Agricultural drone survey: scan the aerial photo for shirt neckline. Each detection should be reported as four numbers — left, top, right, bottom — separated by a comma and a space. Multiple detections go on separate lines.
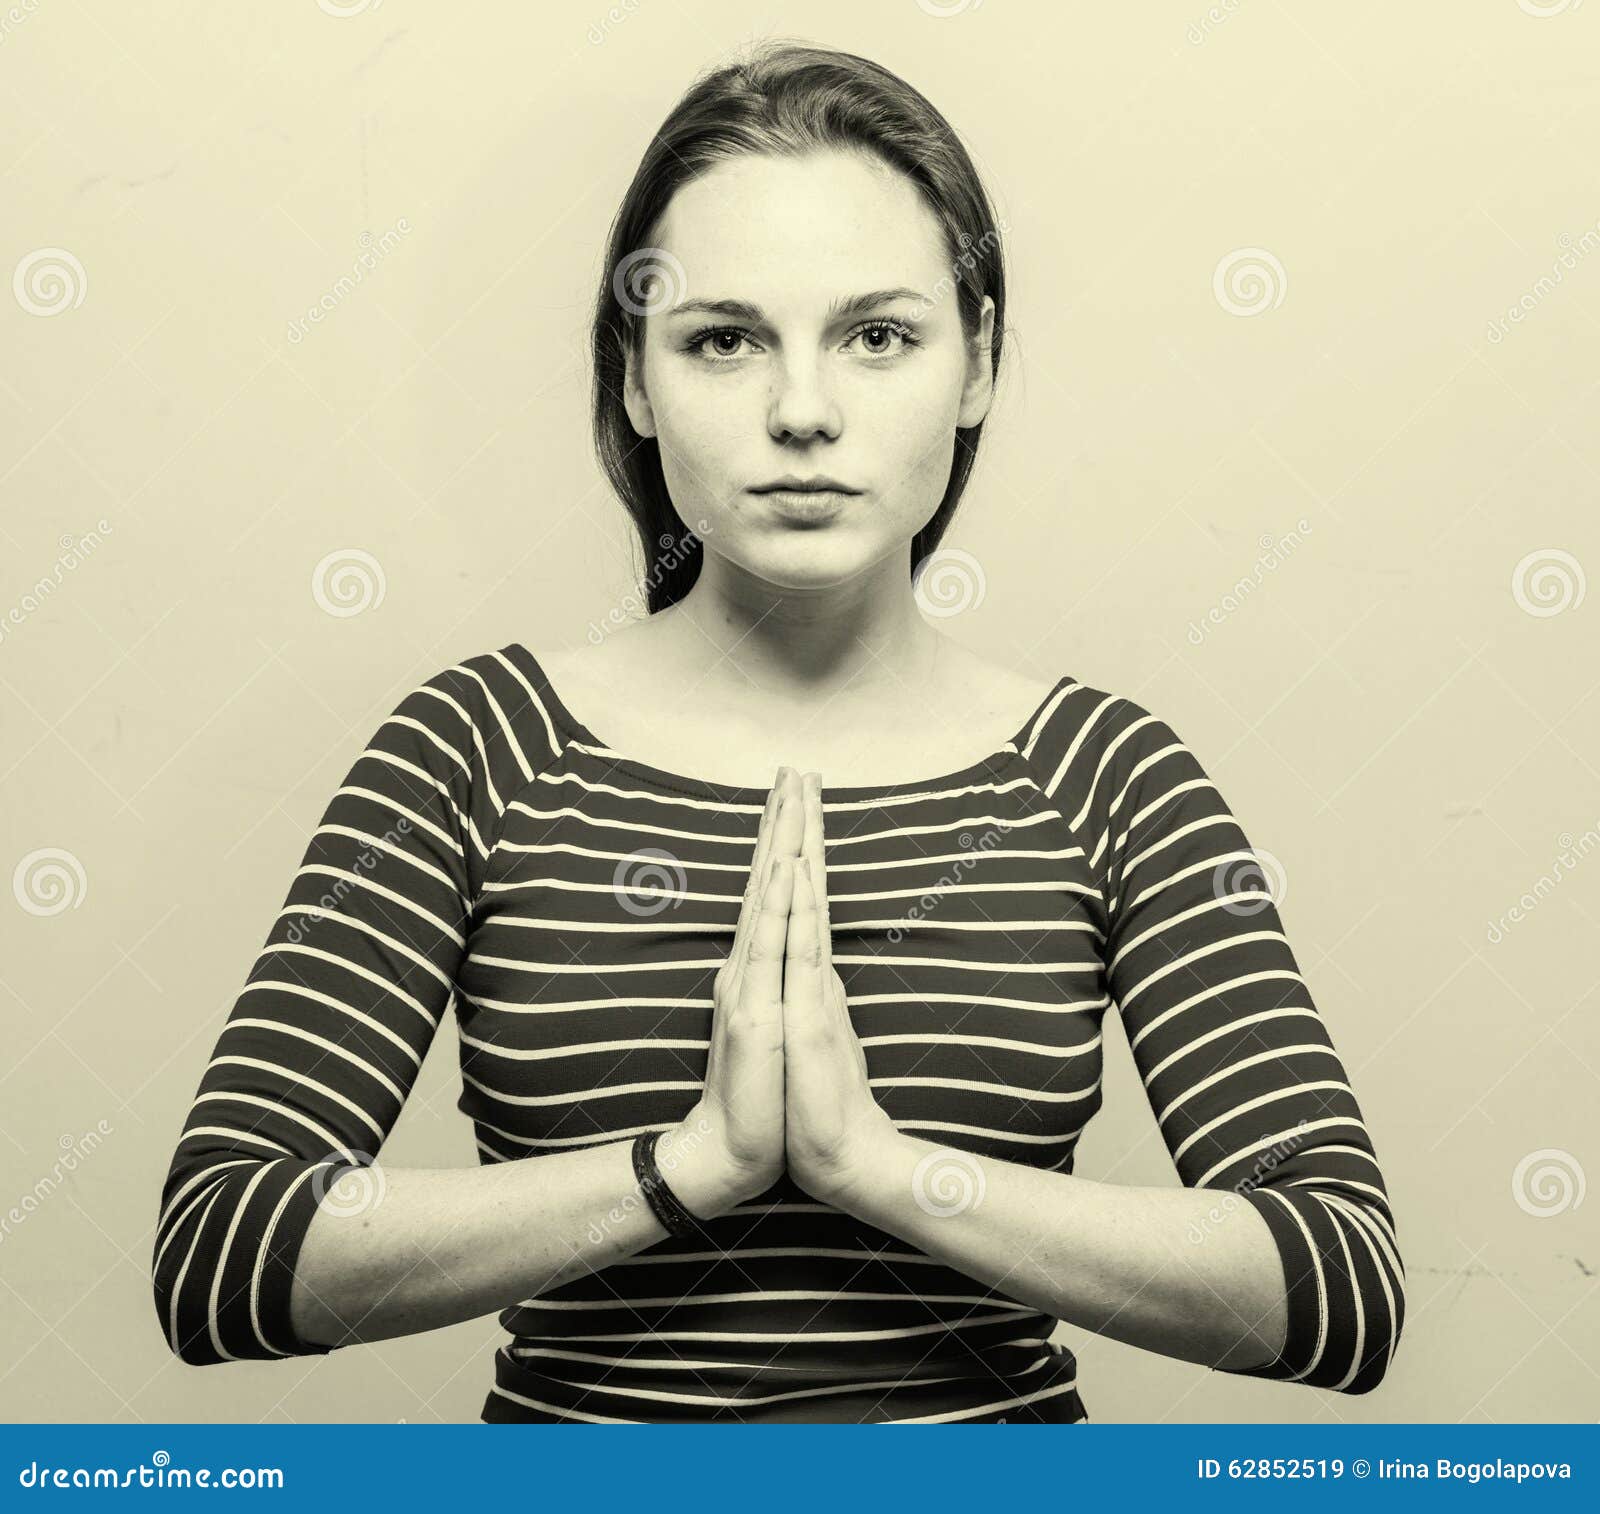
505, 642, 1073, 805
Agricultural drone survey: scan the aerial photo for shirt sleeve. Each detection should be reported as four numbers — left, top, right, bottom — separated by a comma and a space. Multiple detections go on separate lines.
150, 655, 535, 1365
1086, 698, 1406, 1395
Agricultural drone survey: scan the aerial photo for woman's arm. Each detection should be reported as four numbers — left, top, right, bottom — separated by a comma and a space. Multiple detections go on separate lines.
286, 1120, 738, 1349
823, 1134, 1288, 1372
150, 655, 536, 1364
817, 695, 1405, 1394
151, 652, 742, 1363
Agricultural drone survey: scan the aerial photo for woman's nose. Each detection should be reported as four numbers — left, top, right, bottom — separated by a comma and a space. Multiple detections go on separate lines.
767, 360, 843, 442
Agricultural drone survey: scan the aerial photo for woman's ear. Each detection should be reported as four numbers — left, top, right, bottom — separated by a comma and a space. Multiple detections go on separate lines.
622, 336, 658, 439
956, 294, 997, 430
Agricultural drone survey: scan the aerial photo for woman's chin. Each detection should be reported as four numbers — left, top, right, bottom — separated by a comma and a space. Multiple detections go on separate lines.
737, 540, 902, 592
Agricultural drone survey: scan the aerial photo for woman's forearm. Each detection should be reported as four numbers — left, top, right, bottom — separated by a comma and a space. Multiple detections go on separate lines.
827, 1132, 1289, 1373
288, 1119, 734, 1349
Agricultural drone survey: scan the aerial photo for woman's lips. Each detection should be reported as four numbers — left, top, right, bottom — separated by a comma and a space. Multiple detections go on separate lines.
749, 487, 857, 520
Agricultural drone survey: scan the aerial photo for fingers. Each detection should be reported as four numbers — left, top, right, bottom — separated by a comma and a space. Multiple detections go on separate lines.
743, 849, 794, 1024
800, 771, 833, 964
750, 766, 790, 890
730, 768, 799, 980
783, 855, 824, 1025
799, 773, 852, 1043
723, 849, 789, 1112
728, 775, 783, 977
770, 767, 806, 862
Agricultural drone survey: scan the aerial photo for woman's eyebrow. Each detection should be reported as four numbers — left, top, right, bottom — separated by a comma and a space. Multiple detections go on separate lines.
667, 287, 930, 321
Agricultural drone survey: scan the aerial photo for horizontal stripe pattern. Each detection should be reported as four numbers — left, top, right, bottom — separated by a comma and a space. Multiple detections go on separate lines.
1020, 683, 1406, 1395
152, 642, 1402, 1420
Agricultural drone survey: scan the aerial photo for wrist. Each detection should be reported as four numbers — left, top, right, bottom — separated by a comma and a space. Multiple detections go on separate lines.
811, 1124, 912, 1215
652, 1118, 749, 1221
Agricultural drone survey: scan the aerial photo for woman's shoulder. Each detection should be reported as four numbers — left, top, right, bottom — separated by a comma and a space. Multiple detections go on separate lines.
529, 636, 629, 694
383, 641, 572, 778
1010, 662, 1198, 796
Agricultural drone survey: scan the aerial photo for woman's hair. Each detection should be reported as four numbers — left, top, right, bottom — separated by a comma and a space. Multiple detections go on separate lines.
591, 39, 1008, 614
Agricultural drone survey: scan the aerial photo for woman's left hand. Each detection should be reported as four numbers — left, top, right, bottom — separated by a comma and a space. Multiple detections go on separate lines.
780, 770, 901, 1206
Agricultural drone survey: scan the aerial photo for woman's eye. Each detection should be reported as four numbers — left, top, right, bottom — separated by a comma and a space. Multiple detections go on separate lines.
685, 320, 920, 361
851, 320, 917, 356
686, 327, 756, 360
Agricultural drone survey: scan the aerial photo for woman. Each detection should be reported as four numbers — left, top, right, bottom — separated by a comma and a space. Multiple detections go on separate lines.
152, 40, 1405, 1423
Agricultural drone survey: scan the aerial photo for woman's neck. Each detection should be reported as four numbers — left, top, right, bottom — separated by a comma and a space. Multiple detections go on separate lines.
651, 568, 946, 706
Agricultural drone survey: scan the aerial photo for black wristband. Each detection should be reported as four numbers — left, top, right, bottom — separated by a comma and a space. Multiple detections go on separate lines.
631, 1128, 706, 1239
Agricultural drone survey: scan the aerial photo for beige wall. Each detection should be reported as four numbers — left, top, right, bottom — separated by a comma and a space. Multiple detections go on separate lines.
3, 1, 1596, 1423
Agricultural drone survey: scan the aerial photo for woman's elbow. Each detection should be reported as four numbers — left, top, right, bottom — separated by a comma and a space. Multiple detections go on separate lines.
151, 1266, 221, 1367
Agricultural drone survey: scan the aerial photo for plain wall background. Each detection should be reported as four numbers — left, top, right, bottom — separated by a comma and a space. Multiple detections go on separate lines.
3, 0, 1596, 1424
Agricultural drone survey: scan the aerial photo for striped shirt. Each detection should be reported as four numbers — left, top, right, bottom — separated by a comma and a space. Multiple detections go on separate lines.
152, 641, 1405, 1421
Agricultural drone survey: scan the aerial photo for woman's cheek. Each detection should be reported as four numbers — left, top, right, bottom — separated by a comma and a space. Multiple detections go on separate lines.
860, 368, 960, 491
883, 422, 958, 529
655, 411, 741, 515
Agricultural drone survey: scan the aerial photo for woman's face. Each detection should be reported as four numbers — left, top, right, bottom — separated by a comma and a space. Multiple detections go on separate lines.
621, 148, 995, 592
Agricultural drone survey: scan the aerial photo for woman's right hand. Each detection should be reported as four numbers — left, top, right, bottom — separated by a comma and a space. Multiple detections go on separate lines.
659, 766, 802, 1217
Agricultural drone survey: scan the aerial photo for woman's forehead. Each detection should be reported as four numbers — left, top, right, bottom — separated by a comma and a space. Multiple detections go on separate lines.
654, 152, 949, 292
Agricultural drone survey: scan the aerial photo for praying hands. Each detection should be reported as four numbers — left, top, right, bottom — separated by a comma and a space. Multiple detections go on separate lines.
660, 765, 900, 1213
